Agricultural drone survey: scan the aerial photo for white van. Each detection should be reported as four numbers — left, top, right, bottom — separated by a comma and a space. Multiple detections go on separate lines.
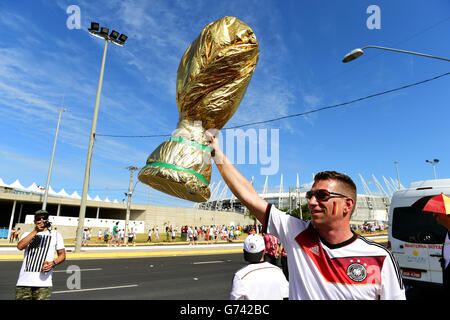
388, 179, 449, 289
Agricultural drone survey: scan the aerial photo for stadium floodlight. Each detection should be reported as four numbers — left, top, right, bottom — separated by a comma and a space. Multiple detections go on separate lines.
87, 22, 127, 46
88, 22, 99, 33
100, 27, 109, 35
342, 45, 450, 63
110, 33, 128, 46
118, 34, 128, 43
110, 30, 119, 40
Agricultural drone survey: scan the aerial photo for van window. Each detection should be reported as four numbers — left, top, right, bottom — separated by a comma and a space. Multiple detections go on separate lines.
392, 206, 447, 244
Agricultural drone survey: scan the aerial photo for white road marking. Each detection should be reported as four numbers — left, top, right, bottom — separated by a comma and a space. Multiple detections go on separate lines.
53, 284, 138, 294
193, 260, 224, 265
53, 268, 102, 273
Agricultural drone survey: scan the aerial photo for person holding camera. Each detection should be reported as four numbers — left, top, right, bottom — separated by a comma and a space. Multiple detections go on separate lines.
15, 209, 66, 300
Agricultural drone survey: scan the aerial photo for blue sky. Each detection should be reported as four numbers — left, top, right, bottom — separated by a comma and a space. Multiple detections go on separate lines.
1, 0, 449, 208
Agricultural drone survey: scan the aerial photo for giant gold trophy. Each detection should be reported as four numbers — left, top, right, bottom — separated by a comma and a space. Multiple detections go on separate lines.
138, 16, 259, 202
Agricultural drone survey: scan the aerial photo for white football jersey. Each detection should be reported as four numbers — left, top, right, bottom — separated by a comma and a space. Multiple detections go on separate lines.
264, 204, 405, 300
230, 261, 289, 300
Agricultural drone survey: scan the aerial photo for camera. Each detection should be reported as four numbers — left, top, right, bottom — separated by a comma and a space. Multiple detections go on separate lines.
44, 221, 52, 229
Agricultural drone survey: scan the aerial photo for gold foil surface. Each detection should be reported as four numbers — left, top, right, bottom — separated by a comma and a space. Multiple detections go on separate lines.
138, 16, 259, 202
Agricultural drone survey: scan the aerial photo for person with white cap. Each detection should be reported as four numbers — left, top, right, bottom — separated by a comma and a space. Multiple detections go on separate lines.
230, 234, 289, 300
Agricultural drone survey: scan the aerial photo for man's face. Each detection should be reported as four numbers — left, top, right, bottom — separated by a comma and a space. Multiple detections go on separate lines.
308, 179, 347, 228
34, 215, 49, 229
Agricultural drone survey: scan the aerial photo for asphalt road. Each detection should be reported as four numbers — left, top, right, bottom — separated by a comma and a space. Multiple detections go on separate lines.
0, 253, 246, 300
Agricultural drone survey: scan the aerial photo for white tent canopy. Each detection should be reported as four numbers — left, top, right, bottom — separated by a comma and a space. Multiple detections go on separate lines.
1, 177, 120, 203
57, 188, 70, 198
27, 183, 44, 194
9, 179, 27, 191
47, 185, 58, 196
0, 178, 9, 187
70, 191, 81, 199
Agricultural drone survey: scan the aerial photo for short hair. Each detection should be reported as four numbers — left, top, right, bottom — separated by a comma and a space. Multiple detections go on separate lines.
313, 171, 357, 214
243, 250, 264, 263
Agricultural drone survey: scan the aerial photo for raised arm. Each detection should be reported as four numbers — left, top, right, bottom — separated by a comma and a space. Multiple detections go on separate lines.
17, 229, 38, 251
207, 131, 268, 224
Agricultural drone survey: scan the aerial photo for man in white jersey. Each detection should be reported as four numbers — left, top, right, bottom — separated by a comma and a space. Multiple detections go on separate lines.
15, 210, 66, 300
208, 133, 405, 300
230, 234, 289, 300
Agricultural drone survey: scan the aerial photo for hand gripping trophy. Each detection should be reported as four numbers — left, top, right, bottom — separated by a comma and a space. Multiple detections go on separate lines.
138, 16, 259, 202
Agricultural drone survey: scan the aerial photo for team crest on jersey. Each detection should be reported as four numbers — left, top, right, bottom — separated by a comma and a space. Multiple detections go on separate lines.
346, 263, 367, 282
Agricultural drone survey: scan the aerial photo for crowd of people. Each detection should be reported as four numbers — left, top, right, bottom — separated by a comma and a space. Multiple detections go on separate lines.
148, 224, 257, 244
73, 223, 260, 247
8, 227, 21, 243
76, 224, 137, 247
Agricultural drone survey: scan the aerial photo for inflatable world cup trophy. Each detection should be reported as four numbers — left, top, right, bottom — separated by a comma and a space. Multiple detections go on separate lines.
138, 16, 259, 202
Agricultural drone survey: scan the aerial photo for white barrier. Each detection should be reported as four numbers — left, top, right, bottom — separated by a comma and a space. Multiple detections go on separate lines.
24, 215, 145, 233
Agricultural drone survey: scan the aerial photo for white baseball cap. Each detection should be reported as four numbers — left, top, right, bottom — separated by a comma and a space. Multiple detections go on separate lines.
244, 234, 265, 254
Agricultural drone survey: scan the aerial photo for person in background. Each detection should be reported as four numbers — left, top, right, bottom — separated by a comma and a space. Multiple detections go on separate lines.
147, 228, 152, 242
230, 234, 289, 300
15, 228, 22, 242
112, 222, 120, 247
104, 229, 110, 245
263, 233, 281, 266
434, 213, 450, 295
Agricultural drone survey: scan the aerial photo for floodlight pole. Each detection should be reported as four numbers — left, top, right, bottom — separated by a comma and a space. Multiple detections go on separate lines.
393, 161, 401, 190
42, 107, 65, 210
75, 39, 108, 253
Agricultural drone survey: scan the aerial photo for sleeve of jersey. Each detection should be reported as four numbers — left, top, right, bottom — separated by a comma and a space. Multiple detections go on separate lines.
379, 254, 406, 300
229, 275, 247, 300
19, 232, 30, 242
55, 231, 65, 250
263, 203, 307, 248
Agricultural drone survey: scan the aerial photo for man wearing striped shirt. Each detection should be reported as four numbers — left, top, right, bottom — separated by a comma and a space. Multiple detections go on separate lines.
15, 210, 66, 300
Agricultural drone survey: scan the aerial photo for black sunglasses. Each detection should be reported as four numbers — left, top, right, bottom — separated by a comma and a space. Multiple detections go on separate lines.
305, 189, 349, 201
35, 216, 49, 221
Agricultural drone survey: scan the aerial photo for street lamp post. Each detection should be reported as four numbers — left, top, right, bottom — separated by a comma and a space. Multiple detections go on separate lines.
75, 22, 128, 253
42, 107, 66, 210
342, 45, 450, 63
425, 159, 439, 180
393, 161, 401, 190
124, 166, 138, 246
